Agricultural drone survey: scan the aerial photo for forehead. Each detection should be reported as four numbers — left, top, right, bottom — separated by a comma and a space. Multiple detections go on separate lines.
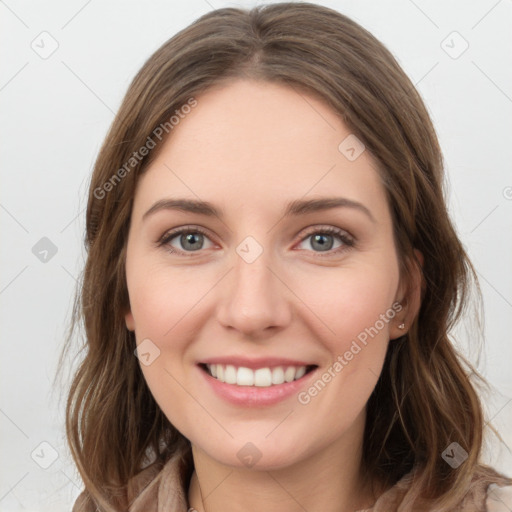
133, 79, 389, 222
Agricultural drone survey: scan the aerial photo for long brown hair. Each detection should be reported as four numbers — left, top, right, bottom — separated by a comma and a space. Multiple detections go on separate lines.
58, 2, 511, 510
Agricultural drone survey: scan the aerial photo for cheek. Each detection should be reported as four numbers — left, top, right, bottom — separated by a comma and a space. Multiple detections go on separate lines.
295, 270, 396, 430
127, 263, 211, 339
302, 263, 398, 349
128, 266, 211, 432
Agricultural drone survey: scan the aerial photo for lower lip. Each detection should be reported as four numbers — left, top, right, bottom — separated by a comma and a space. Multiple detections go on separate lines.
198, 365, 318, 407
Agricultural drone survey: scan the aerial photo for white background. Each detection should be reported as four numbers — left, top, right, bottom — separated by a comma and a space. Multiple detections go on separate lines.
1, 0, 511, 510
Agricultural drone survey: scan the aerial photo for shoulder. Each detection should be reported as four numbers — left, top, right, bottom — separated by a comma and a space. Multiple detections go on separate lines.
128, 448, 192, 511
365, 465, 512, 512
486, 483, 512, 512
71, 456, 180, 512
71, 462, 164, 512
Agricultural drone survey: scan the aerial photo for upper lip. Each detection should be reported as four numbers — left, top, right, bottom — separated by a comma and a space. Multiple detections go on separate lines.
199, 356, 316, 370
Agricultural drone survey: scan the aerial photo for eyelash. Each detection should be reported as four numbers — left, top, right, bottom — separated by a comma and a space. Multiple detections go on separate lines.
157, 225, 355, 258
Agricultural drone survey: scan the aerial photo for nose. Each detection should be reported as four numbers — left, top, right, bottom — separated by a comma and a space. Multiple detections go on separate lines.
215, 248, 292, 338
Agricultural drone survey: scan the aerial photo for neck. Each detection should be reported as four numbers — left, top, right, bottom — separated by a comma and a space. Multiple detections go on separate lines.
187, 410, 378, 512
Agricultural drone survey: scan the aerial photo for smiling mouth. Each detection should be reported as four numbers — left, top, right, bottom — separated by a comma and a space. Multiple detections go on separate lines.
199, 363, 317, 387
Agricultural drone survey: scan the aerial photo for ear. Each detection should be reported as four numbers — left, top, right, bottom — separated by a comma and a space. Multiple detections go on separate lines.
390, 249, 424, 340
125, 309, 135, 331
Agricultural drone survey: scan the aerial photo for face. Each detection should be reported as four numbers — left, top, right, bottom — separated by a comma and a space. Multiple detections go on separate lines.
124, 79, 409, 470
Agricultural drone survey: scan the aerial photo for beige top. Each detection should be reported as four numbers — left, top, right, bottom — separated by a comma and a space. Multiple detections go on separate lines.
72, 448, 512, 512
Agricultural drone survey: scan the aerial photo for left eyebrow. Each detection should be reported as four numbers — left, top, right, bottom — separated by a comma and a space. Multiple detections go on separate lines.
142, 196, 376, 224
284, 197, 376, 223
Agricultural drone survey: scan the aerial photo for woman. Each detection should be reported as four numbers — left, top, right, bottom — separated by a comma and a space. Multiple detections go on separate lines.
64, 3, 512, 511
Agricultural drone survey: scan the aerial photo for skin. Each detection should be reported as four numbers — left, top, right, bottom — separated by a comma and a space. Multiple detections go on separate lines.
124, 79, 422, 512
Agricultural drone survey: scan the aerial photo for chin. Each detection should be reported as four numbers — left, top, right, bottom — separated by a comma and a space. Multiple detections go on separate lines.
194, 432, 313, 472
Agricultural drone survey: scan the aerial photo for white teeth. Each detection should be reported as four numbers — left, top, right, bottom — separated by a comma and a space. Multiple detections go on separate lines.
254, 368, 272, 387
295, 366, 306, 379
237, 367, 254, 386
284, 366, 296, 382
205, 364, 309, 387
224, 365, 237, 384
271, 366, 285, 385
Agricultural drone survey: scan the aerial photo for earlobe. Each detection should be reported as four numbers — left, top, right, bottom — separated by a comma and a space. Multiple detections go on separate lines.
391, 249, 424, 340
125, 310, 135, 331
390, 310, 408, 340
413, 248, 424, 272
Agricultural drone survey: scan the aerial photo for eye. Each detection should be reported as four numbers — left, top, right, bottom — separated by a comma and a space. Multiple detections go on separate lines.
157, 225, 355, 257
158, 226, 215, 255
295, 226, 354, 256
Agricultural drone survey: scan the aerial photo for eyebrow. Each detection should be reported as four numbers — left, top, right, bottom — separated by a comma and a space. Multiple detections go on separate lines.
142, 197, 376, 223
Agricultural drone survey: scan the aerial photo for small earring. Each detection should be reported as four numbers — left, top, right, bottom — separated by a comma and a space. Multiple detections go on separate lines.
398, 323, 405, 330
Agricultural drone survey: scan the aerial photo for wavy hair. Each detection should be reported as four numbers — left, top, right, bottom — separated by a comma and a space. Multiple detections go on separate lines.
58, 2, 511, 510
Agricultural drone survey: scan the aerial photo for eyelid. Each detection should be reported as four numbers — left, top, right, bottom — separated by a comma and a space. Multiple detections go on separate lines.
157, 224, 355, 256
293, 225, 355, 256
157, 225, 216, 252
